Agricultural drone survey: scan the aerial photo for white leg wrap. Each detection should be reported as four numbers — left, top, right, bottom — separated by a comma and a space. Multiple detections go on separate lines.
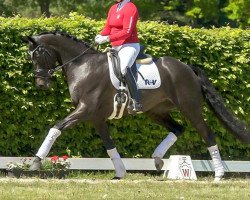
208, 145, 224, 178
107, 148, 126, 178
152, 132, 177, 158
36, 128, 61, 159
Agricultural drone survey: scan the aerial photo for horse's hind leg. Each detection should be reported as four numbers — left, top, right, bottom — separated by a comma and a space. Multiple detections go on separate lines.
177, 94, 224, 181
93, 120, 126, 179
189, 116, 224, 181
147, 111, 185, 172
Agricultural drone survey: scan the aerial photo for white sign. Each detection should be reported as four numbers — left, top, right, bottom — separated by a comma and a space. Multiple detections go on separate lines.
164, 155, 197, 180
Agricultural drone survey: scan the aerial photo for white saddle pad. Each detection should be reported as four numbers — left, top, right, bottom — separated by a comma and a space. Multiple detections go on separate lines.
107, 54, 161, 90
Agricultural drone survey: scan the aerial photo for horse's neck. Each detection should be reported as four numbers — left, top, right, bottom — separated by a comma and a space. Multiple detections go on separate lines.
54, 41, 87, 64
64, 53, 108, 102
60, 46, 99, 85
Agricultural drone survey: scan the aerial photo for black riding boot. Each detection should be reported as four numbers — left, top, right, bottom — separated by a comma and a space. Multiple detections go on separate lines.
124, 67, 142, 113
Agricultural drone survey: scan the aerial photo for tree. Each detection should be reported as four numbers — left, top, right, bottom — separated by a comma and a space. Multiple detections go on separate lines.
0, 0, 13, 16
223, 0, 250, 28
186, 0, 223, 27
160, 0, 193, 25
0, 0, 249, 28
37, 0, 50, 17
54, 0, 113, 19
160, 0, 231, 27
1, 0, 79, 18
1, 0, 41, 17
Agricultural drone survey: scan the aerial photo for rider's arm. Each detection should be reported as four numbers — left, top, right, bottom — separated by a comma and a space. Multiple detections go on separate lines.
100, 6, 114, 36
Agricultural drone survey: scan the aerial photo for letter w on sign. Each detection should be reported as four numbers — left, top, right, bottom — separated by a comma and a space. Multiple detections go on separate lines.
182, 168, 190, 177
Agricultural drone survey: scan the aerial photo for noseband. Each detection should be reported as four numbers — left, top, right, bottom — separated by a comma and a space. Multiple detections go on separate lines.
30, 43, 95, 79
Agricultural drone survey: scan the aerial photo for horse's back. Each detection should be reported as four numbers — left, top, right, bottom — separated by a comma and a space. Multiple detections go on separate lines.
155, 56, 203, 105
157, 56, 197, 81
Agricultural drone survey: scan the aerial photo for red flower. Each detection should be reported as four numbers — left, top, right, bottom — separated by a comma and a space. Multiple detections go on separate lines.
51, 156, 59, 163
62, 155, 69, 160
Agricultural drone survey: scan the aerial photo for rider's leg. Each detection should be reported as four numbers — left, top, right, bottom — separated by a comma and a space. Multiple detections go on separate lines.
116, 43, 142, 112
124, 67, 142, 112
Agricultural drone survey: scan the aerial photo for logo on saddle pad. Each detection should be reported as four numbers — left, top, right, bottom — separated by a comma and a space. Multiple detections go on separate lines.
145, 79, 157, 86
107, 55, 161, 90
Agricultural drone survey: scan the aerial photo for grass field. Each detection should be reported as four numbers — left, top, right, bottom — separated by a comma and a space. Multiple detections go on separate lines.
0, 172, 249, 200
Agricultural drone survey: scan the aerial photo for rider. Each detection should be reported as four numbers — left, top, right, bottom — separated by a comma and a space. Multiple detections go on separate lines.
95, 0, 142, 113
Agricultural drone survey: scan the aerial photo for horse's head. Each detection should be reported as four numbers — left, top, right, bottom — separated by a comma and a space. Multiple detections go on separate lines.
23, 31, 97, 89
22, 36, 59, 89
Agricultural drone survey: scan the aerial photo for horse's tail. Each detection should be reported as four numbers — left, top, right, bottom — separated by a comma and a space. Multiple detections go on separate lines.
191, 65, 250, 143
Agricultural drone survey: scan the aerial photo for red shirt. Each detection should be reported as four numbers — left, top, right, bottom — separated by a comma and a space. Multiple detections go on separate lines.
100, 2, 139, 46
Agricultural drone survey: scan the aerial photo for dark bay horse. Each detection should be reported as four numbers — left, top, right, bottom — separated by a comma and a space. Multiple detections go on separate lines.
23, 31, 250, 181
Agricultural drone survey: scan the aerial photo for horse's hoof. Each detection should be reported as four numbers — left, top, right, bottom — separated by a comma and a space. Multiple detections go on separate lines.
111, 176, 122, 180
29, 157, 42, 171
214, 170, 224, 182
154, 157, 164, 172
214, 176, 223, 182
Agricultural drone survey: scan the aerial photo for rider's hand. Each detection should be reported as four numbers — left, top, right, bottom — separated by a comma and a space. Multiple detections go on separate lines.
95, 35, 110, 44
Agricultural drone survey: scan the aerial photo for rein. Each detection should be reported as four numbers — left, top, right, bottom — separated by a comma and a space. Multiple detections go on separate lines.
49, 43, 96, 76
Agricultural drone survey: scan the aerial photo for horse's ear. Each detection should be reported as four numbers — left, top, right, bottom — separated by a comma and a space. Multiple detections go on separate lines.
21, 36, 36, 45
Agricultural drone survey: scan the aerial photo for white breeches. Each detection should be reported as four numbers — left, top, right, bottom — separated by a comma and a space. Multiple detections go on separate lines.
112, 43, 140, 75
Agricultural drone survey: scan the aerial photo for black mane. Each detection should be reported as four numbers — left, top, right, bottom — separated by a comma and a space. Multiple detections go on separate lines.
38, 30, 94, 49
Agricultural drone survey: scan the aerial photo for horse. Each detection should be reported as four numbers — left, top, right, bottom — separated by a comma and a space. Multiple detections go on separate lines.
22, 31, 250, 181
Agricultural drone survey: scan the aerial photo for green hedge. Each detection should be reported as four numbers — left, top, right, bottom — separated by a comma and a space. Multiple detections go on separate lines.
0, 14, 249, 160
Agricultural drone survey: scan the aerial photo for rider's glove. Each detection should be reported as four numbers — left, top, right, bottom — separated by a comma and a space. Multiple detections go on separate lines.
95, 34, 110, 44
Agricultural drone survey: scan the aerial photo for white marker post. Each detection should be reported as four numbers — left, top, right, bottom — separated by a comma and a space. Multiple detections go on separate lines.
164, 155, 197, 180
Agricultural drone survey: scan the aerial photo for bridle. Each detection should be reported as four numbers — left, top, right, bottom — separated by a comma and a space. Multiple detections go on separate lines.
30, 43, 96, 79
30, 44, 54, 79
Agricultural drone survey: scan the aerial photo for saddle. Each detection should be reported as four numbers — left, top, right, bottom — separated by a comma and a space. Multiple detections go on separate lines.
106, 46, 152, 119
108, 46, 152, 82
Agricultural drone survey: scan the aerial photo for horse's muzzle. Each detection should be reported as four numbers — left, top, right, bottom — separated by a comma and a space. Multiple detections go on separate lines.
35, 78, 51, 89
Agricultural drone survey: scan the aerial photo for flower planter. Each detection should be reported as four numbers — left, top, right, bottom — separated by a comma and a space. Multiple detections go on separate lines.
0, 169, 8, 177
6, 156, 71, 179
8, 169, 69, 179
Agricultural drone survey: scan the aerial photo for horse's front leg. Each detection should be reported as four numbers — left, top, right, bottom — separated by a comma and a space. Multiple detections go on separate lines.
30, 102, 88, 170
93, 121, 126, 179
